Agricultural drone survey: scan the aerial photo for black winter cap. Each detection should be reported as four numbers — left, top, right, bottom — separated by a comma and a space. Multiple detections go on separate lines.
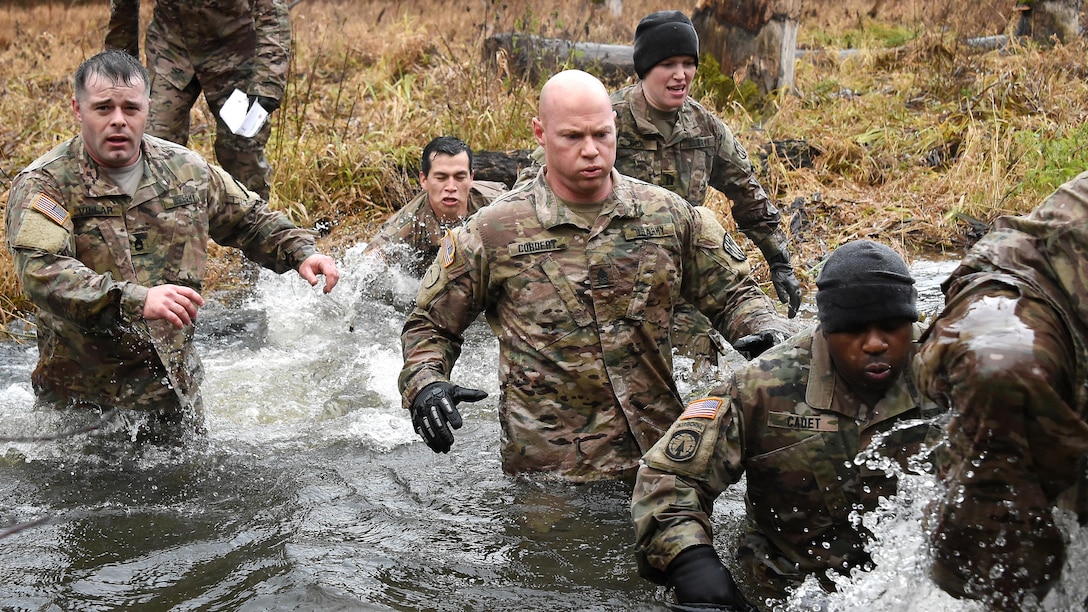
815, 240, 918, 333
633, 10, 700, 79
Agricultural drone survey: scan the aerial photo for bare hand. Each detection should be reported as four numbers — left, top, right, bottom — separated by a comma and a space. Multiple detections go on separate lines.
298, 253, 340, 293
143, 284, 205, 328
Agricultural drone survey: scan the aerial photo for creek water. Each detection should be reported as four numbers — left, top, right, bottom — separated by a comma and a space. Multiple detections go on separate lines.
1, 249, 1085, 611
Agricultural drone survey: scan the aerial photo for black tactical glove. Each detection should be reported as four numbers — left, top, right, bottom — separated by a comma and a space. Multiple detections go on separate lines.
732, 329, 788, 359
757, 230, 802, 319
409, 381, 488, 454
249, 94, 281, 114
666, 546, 756, 611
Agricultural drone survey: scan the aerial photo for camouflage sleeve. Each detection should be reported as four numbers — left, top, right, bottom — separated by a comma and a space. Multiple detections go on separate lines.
683, 206, 791, 342
707, 119, 782, 244
105, 0, 141, 58
632, 394, 746, 581
362, 208, 424, 273
249, 0, 291, 100
204, 164, 315, 273
5, 175, 146, 331
398, 225, 489, 408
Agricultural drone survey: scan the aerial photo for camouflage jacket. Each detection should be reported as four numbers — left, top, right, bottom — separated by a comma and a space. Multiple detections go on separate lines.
363, 181, 506, 278
5, 134, 316, 410
610, 83, 782, 244
106, 0, 291, 102
399, 169, 790, 482
632, 325, 944, 584
929, 169, 1088, 412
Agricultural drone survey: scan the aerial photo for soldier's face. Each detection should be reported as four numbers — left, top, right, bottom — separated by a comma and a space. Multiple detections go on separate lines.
642, 55, 696, 112
73, 74, 148, 168
421, 151, 473, 222
825, 318, 915, 404
533, 101, 617, 203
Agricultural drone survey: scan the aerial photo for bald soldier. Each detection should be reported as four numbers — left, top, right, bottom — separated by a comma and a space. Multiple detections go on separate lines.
398, 70, 792, 483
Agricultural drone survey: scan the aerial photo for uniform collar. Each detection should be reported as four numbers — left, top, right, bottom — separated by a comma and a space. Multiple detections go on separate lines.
531, 168, 642, 230
806, 324, 921, 423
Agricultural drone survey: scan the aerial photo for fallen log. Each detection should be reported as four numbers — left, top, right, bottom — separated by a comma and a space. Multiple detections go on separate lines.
472, 149, 535, 188
482, 33, 635, 85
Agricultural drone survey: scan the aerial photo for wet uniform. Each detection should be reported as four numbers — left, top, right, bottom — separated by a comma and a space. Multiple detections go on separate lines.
399, 169, 789, 483
106, 0, 291, 199
611, 82, 786, 367
363, 181, 506, 278
916, 169, 1088, 604
632, 325, 943, 600
5, 134, 316, 416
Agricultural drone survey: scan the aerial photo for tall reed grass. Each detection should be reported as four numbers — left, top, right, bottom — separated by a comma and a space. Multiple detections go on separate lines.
1, 0, 1087, 328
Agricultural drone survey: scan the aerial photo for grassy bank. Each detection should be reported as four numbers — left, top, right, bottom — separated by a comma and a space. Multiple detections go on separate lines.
2, 0, 1087, 330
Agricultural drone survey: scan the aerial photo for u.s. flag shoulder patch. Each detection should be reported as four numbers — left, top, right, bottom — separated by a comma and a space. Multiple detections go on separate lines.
31, 193, 70, 226
440, 229, 457, 268
679, 397, 723, 420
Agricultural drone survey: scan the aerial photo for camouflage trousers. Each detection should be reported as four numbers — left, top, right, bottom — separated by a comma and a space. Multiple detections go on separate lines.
147, 72, 274, 200
915, 280, 1088, 608
671, 301, 726, 373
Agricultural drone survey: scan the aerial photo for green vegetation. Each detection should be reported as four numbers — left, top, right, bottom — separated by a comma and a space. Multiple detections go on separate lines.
2, 0, 1086, 327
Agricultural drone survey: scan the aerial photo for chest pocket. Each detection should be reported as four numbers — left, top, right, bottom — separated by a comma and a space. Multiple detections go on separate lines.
745, 433, 854, 537
502, 255, 594, 352
71, 205, 127, 274
679, 136, 716, 205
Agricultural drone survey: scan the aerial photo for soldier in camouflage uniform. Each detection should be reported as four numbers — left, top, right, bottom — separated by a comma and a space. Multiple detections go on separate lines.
363, 136, 506, 278
4, 51, 339, 442
916, 170, 1088, 609
399, 70, 792, 483
632, 241, 944, 608
105, 0, 290, 200
619, 11, 802, 372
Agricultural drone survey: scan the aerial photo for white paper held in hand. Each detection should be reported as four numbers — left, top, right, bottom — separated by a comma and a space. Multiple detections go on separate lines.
219, 88, 269, 138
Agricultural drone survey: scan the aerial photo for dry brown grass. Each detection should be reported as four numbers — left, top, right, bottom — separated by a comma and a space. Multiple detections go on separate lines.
2, 0, 1087, 325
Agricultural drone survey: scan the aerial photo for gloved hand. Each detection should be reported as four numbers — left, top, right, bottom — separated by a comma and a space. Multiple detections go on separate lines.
757, 230, 802, 318
732, 329, 787, 359
409, 381, 488, 454
666, 546, 756, 611
249, 94, 281, 114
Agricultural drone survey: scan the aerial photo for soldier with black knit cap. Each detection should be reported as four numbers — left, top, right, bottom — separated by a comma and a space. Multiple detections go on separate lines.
615, 9, 803, 373
631, 240, 945, 608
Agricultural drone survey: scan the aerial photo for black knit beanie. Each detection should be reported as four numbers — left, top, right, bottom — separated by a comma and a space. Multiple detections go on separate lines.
633, 10, 700, 79
816, 240, 918, 333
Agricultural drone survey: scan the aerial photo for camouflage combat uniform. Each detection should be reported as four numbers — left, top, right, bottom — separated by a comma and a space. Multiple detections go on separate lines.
915, 170, 1088, 605
5, 134, 316, 420
363, 181, 506, 278
106, 0, 291, 199
611, 83, 788, 368
399, 169, 790, 483
632, 325, 943, 601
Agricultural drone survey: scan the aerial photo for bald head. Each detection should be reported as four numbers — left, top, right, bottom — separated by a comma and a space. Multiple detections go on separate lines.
537, 70, 613, 124
532, 70, 617, 203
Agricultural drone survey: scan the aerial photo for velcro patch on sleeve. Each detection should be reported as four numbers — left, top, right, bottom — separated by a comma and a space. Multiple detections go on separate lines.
679, 397, 723, 420
31, 193, 70, 226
